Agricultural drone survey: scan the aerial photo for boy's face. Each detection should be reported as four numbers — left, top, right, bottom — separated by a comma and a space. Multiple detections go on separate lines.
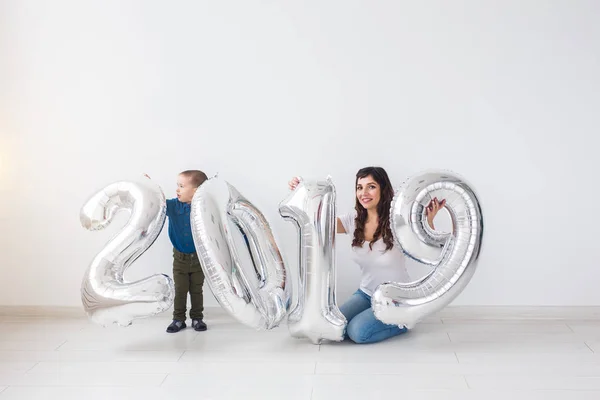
176, 174, 197, 203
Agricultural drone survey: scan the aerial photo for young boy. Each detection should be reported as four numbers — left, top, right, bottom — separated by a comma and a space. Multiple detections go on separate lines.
146, 170, 209, 333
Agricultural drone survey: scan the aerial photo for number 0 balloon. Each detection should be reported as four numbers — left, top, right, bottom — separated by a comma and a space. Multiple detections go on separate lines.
189, 176, 290, 330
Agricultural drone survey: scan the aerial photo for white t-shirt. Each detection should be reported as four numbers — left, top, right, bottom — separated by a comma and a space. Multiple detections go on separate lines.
339, 210, 410, 296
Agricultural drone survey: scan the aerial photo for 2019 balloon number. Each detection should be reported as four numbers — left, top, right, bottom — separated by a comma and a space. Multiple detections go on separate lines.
80, 170, 483, 344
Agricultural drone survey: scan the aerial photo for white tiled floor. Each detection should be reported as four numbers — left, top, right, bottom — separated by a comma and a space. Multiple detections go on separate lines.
1, 308, 600, 399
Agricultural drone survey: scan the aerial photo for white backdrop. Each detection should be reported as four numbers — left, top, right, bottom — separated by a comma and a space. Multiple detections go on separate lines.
1, 0, 599, 309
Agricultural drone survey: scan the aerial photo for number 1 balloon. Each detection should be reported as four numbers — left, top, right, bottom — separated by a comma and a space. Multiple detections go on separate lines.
279, 176, 347, 344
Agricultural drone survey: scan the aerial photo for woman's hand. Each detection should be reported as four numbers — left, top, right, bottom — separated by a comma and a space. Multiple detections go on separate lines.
288, 176, 300, 191
425, 197, 446, 230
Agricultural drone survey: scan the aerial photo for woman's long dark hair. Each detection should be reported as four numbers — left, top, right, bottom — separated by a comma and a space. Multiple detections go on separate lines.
352, 166, 395, 251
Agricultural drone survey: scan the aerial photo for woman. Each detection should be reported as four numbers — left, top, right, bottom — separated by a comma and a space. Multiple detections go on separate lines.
288, 167, 445, 344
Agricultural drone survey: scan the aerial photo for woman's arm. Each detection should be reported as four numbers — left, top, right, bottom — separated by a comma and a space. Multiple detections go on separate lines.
337, 218, 346, 234
426, 197, 447, 230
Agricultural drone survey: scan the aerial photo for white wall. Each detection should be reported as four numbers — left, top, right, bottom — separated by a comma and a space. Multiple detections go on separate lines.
1, 0, 599, 310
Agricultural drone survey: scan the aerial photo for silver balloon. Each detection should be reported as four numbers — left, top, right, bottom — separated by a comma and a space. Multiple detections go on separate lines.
79, 177, 174, 326
279, 176, 347, 344
371, 170, 484, 328
190, 176, 289, 330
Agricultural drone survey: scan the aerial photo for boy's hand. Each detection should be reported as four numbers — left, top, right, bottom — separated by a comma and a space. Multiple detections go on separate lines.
288, 177, 300, 191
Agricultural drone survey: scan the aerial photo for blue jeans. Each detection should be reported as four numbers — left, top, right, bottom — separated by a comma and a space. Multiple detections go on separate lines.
340, 289, 407, 344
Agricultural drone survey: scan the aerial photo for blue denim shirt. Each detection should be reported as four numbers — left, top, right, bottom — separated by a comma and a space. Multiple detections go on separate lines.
166, 199, 196, 254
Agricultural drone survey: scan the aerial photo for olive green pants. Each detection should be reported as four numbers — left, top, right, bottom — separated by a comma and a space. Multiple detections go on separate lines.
172, 248, 204, 321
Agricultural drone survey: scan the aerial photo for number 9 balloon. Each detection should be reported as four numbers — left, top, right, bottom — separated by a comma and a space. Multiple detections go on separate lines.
371, 170, 484, 328
79, 178, 174, 326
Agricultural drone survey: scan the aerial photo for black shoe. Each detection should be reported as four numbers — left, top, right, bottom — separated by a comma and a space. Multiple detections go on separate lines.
192, 319, 207, 331
166, 320, 186, 333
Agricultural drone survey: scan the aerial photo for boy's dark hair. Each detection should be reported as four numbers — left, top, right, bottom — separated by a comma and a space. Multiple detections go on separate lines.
180, 170, 208, 188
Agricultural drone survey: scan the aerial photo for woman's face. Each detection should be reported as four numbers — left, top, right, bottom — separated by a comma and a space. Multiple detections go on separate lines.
356, 175, 381, 210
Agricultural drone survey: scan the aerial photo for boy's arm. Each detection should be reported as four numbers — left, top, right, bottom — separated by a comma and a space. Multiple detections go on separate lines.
166, 198, 176, 217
